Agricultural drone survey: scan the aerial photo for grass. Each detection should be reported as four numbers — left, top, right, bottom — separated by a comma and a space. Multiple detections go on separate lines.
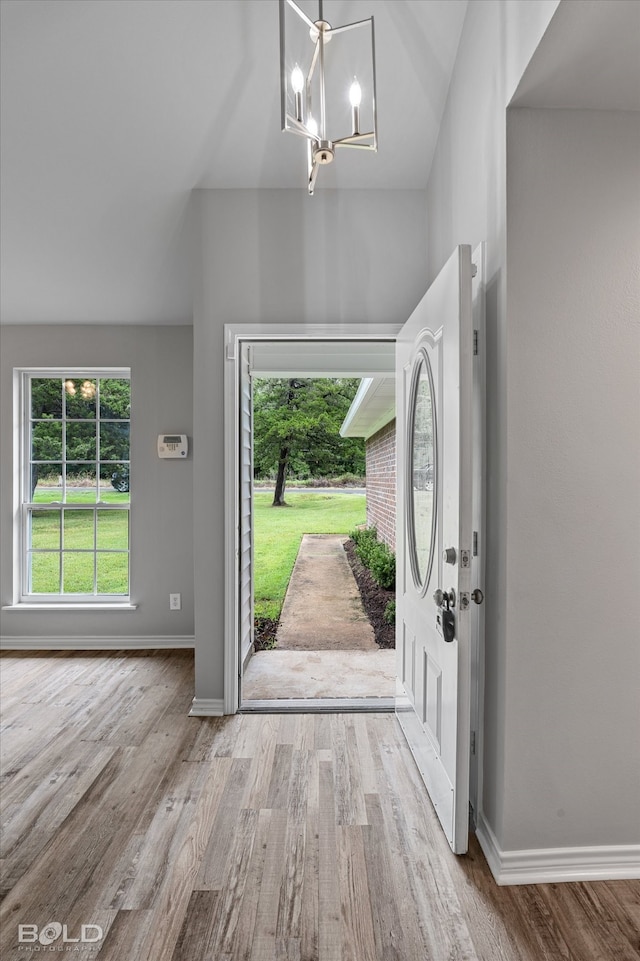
27, 488, 365, 602
34, 488, 128, 504
30, 489, 129, 594
253, 491, 366, 619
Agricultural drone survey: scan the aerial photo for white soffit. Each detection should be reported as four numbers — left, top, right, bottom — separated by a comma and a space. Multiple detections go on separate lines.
250, 340, 396, 378
340, 376, 396, 439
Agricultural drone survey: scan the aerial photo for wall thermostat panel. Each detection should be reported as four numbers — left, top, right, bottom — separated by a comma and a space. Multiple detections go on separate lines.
157, 434, 188, 458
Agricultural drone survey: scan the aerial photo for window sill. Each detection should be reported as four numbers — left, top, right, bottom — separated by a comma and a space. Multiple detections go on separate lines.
2, 603, 138, 612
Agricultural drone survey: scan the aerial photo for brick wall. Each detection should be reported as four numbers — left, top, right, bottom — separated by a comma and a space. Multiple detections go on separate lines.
365, 419, 396, 552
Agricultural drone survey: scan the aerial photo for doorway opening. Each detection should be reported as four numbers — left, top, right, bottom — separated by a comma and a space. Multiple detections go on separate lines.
224, 248, 484, 855
223, 326, 401, 715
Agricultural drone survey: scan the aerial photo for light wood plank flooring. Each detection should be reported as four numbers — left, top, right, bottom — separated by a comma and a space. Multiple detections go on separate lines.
1, 651, 638, 960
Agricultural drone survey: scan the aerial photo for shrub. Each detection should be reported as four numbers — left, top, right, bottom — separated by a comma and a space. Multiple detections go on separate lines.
351, 526, 378, 567
369, 542, 396, 590
383, 601, 396, 626
337, 473, 365, 487
350, 526, 396, 590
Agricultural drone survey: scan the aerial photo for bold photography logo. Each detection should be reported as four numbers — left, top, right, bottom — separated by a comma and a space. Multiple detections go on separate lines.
18, 922, 103, 948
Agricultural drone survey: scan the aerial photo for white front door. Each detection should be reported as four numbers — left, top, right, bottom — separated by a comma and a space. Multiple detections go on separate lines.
395, 245, 479, 855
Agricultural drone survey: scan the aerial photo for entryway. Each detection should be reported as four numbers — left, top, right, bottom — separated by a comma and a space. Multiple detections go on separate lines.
226, 246, 485, 854
223, 326, 401, 715
242, 533, 395, 707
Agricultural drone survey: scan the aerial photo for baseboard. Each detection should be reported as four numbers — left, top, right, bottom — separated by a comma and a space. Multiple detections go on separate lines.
476, 812, 640, 885
189, 697, 225, 717
0, 636, 195, 651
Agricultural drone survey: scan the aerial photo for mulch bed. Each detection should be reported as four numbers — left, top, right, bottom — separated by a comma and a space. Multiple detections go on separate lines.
254, 616, 279, 652
343, 538, 396, 649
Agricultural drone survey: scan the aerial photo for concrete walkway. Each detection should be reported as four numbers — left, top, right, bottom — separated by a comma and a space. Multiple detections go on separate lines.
242, 533, 395, 700
276, 534, 376, 651
242, 650, 395, 699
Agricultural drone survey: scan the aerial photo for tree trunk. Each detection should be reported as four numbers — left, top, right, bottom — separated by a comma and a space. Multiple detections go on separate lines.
272, 446, 289, 506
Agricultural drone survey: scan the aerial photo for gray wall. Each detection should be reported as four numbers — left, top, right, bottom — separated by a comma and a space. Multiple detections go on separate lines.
426, 0, 639, 854
192, 188, 428, 699
0, 324, 194, 641
505, 107, 640, 849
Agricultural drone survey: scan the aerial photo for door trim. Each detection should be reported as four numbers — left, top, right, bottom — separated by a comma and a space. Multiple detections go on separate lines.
469, 243, 486, 825
223, 322, 402, 715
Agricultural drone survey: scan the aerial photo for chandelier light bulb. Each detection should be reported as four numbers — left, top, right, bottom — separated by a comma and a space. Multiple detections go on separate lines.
291, 63, 304, 121
291, 64, 304, 94
349, 76, 361, 135
349, 77, 362, 107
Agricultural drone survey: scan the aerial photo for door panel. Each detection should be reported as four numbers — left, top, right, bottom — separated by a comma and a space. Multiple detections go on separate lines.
396, 245, 474, 854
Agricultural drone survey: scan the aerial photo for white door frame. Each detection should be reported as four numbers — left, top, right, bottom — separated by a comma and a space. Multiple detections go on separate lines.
223, 322, 402, 715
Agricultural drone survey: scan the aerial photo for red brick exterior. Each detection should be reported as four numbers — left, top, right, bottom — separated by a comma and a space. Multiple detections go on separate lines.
365, 419, 396, 552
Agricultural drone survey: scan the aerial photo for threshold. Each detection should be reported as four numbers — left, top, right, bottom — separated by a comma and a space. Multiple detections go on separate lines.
240, 697, 395, 714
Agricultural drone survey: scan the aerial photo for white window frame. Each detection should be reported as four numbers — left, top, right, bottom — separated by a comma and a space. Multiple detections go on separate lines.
15, 368, 132, 608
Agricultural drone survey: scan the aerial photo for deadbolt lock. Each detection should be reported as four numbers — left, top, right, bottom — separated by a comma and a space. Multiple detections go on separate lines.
443, 547, 457, 565
471, 588, 484, 605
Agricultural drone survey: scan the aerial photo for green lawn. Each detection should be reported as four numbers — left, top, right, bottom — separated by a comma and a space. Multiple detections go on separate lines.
30, 492, 129, 593
34, 488, 128, 504
253, 491, 365, 620
28, 489, 365, 603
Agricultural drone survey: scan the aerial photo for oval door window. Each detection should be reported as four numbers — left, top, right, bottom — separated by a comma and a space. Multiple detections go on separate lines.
407, 348, 437, 593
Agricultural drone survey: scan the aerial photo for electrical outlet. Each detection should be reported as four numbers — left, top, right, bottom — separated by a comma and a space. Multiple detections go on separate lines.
169, 593, 181, 611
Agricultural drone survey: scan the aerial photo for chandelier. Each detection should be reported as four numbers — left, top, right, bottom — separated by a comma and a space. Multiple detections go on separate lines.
279, 0, 378, 194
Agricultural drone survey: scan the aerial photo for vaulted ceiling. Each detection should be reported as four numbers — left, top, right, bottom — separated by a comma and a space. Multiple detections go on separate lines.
0, 0, 468, 324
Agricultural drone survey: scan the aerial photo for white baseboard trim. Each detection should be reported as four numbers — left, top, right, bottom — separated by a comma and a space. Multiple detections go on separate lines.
476, 813, 640, 885
0, 636, 195, 651
189, 697, 225, 717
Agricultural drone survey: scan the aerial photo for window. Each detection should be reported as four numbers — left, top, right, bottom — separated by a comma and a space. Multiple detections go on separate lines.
19, 370, 131, 603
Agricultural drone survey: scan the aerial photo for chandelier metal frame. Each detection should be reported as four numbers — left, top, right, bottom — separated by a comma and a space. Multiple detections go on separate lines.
279, 0, 378, 194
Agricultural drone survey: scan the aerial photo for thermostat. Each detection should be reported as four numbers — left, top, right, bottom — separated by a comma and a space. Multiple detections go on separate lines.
157, 434, 188, 458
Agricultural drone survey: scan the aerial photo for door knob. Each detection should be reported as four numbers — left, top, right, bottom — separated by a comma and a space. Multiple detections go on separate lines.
433, 588, 456, 609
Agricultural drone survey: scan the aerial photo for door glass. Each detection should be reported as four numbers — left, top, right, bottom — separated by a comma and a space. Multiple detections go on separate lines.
408, 349, 437, 592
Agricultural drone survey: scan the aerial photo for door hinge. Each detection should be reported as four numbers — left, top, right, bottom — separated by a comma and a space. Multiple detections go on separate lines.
470, 731, 476, 755
473, 330, 479, 355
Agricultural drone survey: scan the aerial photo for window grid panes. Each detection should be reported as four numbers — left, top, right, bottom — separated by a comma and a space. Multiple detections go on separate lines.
23, 372, 130, 600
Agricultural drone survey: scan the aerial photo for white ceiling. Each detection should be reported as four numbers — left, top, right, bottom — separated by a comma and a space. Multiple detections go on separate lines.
0, 0, 468, 324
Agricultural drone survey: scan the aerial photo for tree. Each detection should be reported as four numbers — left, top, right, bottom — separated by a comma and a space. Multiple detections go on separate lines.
29, 377, 130, 496
253, 378, 365, 506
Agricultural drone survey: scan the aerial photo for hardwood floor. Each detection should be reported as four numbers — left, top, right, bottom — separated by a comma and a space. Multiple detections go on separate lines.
1, 650, 638, 961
